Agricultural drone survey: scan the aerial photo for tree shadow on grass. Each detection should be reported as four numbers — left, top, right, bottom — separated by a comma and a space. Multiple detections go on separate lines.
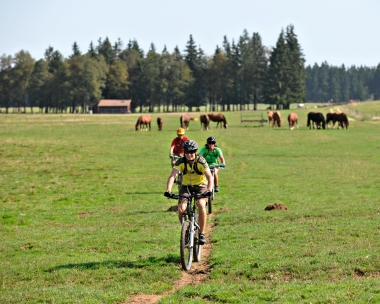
45, 254, 179, 272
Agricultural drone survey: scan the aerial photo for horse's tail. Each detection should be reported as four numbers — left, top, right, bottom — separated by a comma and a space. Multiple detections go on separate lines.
180, 116, 183, 128
344, 114, 349, 128
307, 115, 310, 128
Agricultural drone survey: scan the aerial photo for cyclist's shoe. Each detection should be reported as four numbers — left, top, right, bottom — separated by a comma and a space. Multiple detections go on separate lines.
214, 186, 219, 192
198, 233, 207, 245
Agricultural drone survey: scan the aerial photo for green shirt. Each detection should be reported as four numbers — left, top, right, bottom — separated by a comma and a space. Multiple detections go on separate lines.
198, 146, 222, 166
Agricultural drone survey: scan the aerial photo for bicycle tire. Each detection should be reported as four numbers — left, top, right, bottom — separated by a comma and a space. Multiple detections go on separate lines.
180, 220, 193, 271
208, 190, 213, 214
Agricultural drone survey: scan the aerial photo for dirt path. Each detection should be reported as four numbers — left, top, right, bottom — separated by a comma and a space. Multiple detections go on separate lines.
125, 208, 228, 303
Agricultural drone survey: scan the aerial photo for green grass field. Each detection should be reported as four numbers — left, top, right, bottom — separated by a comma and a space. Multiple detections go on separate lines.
1, 103, 380, 303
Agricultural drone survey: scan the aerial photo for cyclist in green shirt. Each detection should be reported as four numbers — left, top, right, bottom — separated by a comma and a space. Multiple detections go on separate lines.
198, 136, 226, 192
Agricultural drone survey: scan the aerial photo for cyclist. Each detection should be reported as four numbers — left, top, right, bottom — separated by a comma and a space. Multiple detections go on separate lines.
199, 136, 226, 192
169, 128, 189, 167
165, 140, 213, 245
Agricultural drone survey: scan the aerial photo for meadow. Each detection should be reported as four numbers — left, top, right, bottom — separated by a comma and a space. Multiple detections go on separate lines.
1, 103, 380, 303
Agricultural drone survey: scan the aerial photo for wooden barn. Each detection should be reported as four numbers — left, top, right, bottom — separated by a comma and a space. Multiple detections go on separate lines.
97, 99, 132, 114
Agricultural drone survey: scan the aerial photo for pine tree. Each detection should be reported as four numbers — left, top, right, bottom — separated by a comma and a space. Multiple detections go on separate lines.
264, 30, 290, 109
285, 24, 306, 105
71, 42, 81, 57
88, 41, 98, 60
184, 35, 207, 111
97, 37, 116, 66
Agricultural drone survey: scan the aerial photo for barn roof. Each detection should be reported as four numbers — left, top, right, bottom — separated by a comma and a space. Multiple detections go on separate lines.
98, 99, 131, 107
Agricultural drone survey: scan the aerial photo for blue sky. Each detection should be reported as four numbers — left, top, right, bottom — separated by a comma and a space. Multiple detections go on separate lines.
1, 0, 379, 67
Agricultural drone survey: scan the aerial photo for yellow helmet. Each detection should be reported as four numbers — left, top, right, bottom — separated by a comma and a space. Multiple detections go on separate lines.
177, 128, 185, 135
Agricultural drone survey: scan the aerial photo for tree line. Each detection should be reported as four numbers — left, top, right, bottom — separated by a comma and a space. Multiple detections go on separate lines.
0, 25, 379, 114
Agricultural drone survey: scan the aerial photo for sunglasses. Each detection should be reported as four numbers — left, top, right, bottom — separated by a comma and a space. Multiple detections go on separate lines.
207, 142, 216, 144
185, 150, 197, 154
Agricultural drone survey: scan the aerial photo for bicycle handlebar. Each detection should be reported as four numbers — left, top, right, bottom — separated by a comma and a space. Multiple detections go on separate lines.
164, 191, 211, 200
209, 164, 225, 170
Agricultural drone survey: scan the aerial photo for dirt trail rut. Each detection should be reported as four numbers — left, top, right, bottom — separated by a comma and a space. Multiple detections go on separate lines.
125, 208, 228, 303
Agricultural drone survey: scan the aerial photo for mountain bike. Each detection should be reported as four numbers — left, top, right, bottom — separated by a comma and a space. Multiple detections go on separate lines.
170, 155, 183, 192
166, 190, 210, 271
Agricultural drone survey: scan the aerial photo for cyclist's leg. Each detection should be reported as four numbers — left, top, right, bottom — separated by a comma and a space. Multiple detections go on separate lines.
178, 186, 189, 223
214, 167, 219, 187
197, 198, 207, 234
192, 185, 207, 234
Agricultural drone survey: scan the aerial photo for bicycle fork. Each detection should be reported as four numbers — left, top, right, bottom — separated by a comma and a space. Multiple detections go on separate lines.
182, 215, 198, 249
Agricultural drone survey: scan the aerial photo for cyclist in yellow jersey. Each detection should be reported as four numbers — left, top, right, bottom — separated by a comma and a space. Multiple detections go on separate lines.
165, 140, 213, 244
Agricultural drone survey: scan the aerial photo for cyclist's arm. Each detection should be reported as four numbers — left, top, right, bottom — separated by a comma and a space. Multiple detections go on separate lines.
166, 168, 179, 192
219, 153, 226, 166
204, 168, 213, 191
169, 143, 175, 155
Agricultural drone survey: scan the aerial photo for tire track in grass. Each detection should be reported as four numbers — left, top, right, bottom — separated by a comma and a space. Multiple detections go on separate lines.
125, 208, 228, 303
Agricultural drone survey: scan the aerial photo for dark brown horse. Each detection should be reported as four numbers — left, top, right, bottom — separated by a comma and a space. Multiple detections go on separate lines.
326, 112, 349, 129
180, 114, 190, 130
135, 115, 151, 131
157, 117, 163, 131
307, 112, 325, 129
287, 113, 299, 130
272, 111, 281, 127
208, 113, 228, 129
200, 114, 210, 130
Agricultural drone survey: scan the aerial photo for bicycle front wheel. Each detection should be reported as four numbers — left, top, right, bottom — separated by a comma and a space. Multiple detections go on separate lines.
180, 220, 193, 271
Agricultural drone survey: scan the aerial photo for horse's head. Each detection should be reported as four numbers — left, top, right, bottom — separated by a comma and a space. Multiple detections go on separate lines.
135, 117, 141, 131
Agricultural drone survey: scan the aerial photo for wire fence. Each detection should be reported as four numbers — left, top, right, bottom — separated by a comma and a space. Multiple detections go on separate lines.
342, 104, 380, 119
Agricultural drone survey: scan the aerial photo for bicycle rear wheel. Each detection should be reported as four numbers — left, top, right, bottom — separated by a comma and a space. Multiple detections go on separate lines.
207, 189, 214, 214
180, 220, 193, 271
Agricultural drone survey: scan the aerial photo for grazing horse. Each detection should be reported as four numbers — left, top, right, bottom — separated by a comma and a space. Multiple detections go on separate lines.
326, 113, 349, 129
267, 111, 273, 126
288, 113, 299, 130
180, 114, 190, 130
157, 117, 163, 131
307, 112, 325, 129
135, 115, 151, 131
272, 111, 281, 127
200, 114, 210, 130
208, 113, 228, 129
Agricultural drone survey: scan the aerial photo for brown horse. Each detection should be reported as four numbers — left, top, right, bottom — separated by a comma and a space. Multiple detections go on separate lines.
135, 115, 151, 131
267, 111, 273, 125
180, 114, 190, 130
200, 114, 210, 130
288, 113, 299, 130
208, 113, 228, 129
272, 111, 281, 127
157, 117, 163, 131
326, 113, 349, 129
